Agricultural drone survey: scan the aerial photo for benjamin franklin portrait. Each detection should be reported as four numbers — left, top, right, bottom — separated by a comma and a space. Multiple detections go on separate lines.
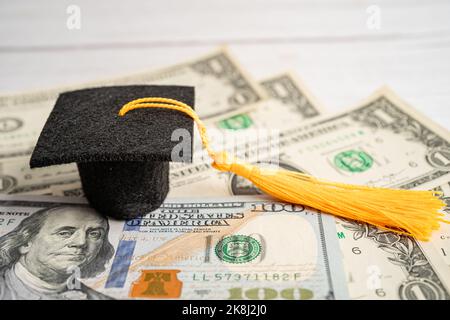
0, 205, 115, 300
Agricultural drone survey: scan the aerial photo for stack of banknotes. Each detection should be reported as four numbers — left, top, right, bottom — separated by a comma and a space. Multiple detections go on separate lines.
0, 48, 449, 300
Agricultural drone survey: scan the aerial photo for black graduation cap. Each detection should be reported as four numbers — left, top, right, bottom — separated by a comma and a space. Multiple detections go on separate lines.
30, 85, 194, 219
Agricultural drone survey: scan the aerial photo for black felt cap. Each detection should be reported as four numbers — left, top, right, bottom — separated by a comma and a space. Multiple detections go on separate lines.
30, 85, 195, 219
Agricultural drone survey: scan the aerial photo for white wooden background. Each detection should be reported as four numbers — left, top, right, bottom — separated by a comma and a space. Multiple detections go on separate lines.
1, 0, 450, 128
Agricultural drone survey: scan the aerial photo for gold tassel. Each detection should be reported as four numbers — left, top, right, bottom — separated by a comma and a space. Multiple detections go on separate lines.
119, 97, 449, 241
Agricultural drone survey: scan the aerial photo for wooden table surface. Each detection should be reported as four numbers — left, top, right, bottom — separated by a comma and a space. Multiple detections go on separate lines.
1, 0, 449, 128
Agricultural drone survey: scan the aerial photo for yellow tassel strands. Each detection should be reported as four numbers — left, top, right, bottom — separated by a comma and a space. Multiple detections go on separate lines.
119, 97, 449, 241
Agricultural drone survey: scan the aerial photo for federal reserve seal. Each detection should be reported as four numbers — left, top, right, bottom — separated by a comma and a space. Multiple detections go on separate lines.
215, 235, 261, 264
334, 150, 373, 173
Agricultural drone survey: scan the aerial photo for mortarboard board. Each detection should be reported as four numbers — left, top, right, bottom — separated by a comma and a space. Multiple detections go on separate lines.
30, 85, 194, 219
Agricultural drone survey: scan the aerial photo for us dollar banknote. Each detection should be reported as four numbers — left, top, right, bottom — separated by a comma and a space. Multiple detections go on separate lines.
278, 86, 450, 190
0, 48, 264, 160
212, 73, 324, 130
0, 194, 348, 300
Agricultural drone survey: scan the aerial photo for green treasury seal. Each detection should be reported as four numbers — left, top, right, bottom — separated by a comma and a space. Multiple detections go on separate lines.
334, 150, 373, 173
215, 235, 261, 264
218, 114, 253, 130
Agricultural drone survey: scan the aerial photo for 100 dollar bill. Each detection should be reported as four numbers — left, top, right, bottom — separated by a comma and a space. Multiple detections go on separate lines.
0, 194, 348, 300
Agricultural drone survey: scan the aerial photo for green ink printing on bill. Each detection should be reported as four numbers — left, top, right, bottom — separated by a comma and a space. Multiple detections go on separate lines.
215, 235, 262, 264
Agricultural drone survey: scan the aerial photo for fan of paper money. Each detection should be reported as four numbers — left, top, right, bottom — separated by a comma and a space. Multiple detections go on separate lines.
0, 49, 449, 300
